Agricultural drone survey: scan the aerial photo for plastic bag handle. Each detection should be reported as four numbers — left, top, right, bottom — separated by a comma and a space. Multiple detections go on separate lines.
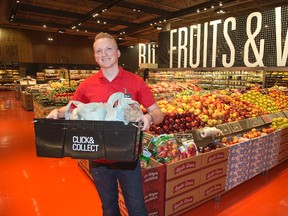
65, 100, 84, 120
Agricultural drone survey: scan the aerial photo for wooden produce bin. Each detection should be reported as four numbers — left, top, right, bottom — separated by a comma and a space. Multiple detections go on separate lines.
33, 100, 56, 118
20, 91, 34, 111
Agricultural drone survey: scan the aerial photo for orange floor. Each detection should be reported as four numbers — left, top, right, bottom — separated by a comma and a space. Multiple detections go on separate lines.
0, 91, 288, 216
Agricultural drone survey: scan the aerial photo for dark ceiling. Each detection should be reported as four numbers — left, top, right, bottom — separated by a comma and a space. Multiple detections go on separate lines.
0, 0, 287, 47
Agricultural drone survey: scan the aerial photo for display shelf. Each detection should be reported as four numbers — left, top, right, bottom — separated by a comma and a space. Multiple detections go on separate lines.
43, 69, 98, 82
0, 62, 19, 90
265, 67, 288, 88
148, 67, 265, 89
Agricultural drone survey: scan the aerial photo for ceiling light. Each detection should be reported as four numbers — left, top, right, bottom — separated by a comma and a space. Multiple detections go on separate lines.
16, 0, 20, 3
219, 2, 223, 6
197, 9, 200, 13
71, 26, 76, 29
156, 26, 162, 30
215, 8, 227, 14
117, 36, 125, 40
93, 13, 99, 17
43, 25, 46, 28
48, 37, 53, 41
58, 29, 65, 33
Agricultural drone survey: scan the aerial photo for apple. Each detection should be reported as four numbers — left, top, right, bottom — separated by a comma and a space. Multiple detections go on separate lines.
194, 109, 202, 116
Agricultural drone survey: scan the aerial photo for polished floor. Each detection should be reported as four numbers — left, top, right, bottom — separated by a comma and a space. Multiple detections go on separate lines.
0, 91, 288, 216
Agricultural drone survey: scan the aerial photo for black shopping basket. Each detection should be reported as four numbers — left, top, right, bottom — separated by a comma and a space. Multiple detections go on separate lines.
33, 118, 143, 162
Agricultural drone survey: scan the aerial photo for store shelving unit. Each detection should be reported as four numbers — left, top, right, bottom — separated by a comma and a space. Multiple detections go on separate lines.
0, 62, 19, 90
265, 67, 288, 88
41, 69, 98, 82
148, 67, 266, 90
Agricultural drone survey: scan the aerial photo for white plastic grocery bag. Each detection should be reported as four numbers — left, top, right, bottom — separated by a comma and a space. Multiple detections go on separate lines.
105, 92, 143, 125
65, 100, 106, 120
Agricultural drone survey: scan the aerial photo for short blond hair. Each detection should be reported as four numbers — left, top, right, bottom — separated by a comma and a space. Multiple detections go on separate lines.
94, 32, 118, 49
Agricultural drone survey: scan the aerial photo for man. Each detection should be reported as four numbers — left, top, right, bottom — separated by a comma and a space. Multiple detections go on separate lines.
47, 32, 164, 216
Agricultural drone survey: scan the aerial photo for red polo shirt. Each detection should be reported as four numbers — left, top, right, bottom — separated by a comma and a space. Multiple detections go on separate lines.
72, 66, 155, 108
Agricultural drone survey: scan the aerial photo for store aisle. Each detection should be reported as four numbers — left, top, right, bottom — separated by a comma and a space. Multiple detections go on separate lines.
0, 91, 288, 216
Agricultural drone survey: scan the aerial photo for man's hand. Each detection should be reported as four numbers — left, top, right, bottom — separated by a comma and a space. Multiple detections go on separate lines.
46, 109, 59, 119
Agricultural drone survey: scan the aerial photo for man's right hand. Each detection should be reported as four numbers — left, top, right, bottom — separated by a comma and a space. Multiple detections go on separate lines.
46, 109, 59, 119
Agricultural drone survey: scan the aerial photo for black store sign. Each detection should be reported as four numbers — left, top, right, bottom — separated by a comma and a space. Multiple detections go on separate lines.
158, 5, 288, 68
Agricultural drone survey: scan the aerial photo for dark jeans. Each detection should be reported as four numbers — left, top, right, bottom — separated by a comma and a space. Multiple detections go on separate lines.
90, 159, 148, 216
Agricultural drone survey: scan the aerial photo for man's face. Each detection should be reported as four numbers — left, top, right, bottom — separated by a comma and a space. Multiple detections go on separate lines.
93, 38, 120, 69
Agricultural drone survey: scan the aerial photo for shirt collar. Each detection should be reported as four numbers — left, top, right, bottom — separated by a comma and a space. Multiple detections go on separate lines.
98, 66, 124, 81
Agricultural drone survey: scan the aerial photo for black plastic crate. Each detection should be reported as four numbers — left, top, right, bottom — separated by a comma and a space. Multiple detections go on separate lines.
33, 118, 143, 161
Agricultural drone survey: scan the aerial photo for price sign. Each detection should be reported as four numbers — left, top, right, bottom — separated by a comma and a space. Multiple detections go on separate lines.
283, 111, 288, 117
261, 115, 272, 124
274, 112, 286, 118
174, 132, 193, 141
238, 119, 252, 130
216, 124, 232, 135
229, 121, 243, 132
249, 117, 261, 127
268, 113, 277, 120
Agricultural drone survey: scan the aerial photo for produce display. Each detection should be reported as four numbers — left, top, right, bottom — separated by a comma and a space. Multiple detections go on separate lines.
271, 117, 288, 129
149, 87, 288, 135
33, 82, 77, 106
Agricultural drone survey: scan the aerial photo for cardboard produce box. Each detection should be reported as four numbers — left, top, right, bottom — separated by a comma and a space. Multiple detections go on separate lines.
142, 158, 165, 188
198, 176, 226, 202
164, 154, 202, 181
164, 188, 199, 216
200, 161, 227, 184
201, 144, 229, 168
165, 170, 201, 199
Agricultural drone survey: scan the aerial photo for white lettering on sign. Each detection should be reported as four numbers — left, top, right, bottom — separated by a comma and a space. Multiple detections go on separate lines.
167, 5, 288, 67
203, 22, 208, 67
170, 29, 177, 68
139, 43, 146, 65
244, 12, 264, 67
275, 7, 288, 66
189, 24, 201, 68
178, 27, 188, 68
210, 19, 222, 67
222, 17, 236, 67
138, 43, 156, 65
71, 136, 99, 152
